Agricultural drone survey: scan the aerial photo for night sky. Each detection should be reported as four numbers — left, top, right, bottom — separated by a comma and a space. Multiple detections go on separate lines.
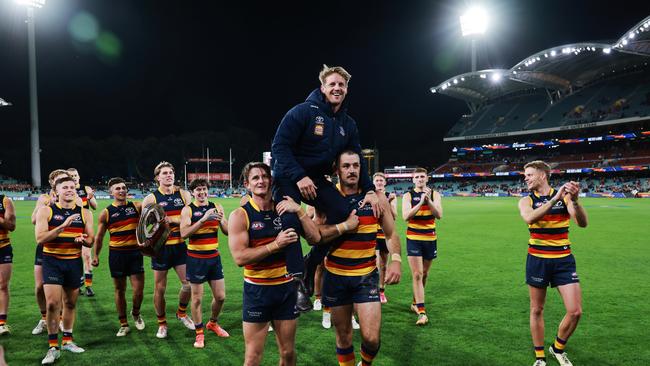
1, 0, 648, 180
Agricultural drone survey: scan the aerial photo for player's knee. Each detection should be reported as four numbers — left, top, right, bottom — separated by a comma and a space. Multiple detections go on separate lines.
155, 283, 167, 294
530, 304, 544, 317
0, 281, 8, 292
215, 291, 225, 302
412, 270, 424, 281
279, 347, 295, 362
567, 307, 582, 320
63, 299, 76, 311
46, 301, 58, 313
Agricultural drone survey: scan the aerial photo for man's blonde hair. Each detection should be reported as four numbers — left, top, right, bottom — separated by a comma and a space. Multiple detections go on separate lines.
154, 161, 175, 177
524, 160, 551, 179
319, 64, 351, 85
48, 169, 69, 187
373, 172, 386, 180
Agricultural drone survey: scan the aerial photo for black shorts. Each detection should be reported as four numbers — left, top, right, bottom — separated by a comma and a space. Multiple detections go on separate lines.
526, 254, 579, 288
321, 269, 380, 307
186, 254, 224, 284
0, 245, 12, 264
375, 238, 388, 253
42, 256, 83, 289
35, 244, 43, 266
109, 250, 144, 278
407, 239, 437, 260
151, 243, 187, 271
242, 281, 298, 323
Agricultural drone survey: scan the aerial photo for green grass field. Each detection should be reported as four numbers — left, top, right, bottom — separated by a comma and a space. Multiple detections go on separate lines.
0, 197, 648, 365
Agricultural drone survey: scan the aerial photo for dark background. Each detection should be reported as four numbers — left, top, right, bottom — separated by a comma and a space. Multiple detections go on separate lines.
1, 0, 647, 183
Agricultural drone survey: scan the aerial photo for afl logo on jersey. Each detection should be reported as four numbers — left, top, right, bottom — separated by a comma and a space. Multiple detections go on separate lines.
111, 212, 120, 218
53, 215, 65, 221
193, 211, 203, 217
535, 202, 543, 208
159, 201, 168, 207
251, 222, 264, 230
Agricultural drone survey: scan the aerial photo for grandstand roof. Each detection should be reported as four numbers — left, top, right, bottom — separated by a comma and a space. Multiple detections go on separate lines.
613, 15, 650, 56
431, 17, 650, 104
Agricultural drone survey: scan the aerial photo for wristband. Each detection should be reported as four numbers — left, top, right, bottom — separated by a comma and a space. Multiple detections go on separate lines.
335, 224, 342, 234
274, 242, 281, 251
341, 222, 349, 232
298, 210, 307, 220
266, 244, 272, 254
391, 253, 402, 263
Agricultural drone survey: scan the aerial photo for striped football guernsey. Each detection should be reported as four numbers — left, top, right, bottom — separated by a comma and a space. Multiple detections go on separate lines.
406, 189, 437, 241
153, 188, 187, 245
187, 201, 220, 258
43, 204, 85, 259
0, 195, 9, 248
240, 198, 291, 285
527, 189, 571, 258
105, 201, 139, 251
325, 187, 379, 277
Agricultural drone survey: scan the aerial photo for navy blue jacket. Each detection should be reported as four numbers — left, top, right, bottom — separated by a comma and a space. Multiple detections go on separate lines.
271, 89, 372, 192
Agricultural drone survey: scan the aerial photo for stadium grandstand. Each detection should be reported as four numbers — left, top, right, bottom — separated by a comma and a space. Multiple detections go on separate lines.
419, 15, 650, 199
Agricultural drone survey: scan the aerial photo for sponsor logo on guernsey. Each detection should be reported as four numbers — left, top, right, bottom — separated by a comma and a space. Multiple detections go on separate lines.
251, 222, 265, 230
173, 198, 183, 206
314, 121, 324, 136
273, 217, 282, 230
125, 207, 136, 215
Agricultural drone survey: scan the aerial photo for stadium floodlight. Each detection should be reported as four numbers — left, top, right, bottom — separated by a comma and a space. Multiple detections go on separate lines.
15, 0, 46, 187
0, 98, 12, 107
460, 7, 488, 37
603, 48, 612, 54
460, 6, 488, 72
491, 73, 502, 82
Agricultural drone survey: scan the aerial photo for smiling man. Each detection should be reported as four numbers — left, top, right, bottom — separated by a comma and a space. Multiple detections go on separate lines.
518, 160, 588, 366
271, 65, 380, 311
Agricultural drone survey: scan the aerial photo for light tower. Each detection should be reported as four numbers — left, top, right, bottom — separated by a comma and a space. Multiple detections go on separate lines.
460, 6, 488, 72
15, 0, 46, 188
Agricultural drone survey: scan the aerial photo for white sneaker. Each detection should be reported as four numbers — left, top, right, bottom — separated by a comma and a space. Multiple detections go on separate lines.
549, 346, 573, 366
41, 347, 60, 365
313, 298, 322, 311
0, 324, 10, 335
268, 324, 274, 332
177, 314, 195, 330
351, 316, 360, 330
116, 326, 130, 337
58, 320, 64, 332
32, 319, 47, 335
132, 313, 145, 331
61, 342, 85, 353
533, 360, 547, 366
156, 325, 168, 339
322, 312, 331, 329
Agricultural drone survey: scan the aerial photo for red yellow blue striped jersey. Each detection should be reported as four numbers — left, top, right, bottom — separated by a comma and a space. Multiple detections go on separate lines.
43, 204, 85, 260
325, 188, 379, 277
527, 189, 571, 258
76, 185, 90, 209
240, 198, 291, 285
376, 192, 390, 240
0, 195, 10, 248
153, 188, 187, 245
105, 201, 139, 251
187, 202, 220, 258
406, 189, 437, 241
